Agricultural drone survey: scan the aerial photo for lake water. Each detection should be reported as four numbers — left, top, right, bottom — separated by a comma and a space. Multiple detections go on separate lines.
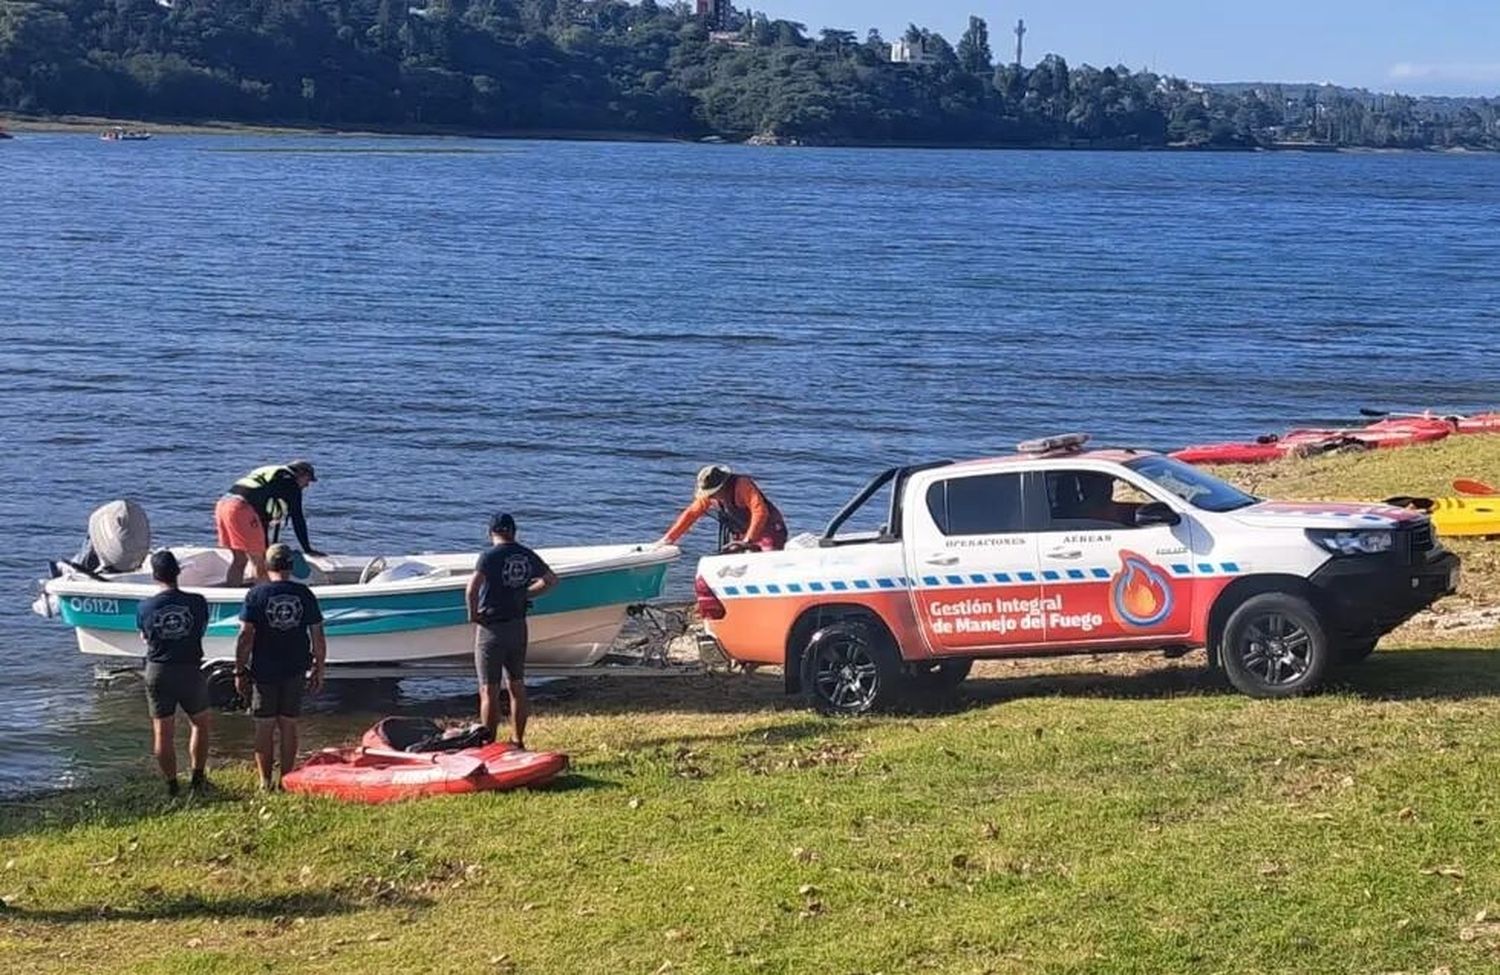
1, 134, 1498, 796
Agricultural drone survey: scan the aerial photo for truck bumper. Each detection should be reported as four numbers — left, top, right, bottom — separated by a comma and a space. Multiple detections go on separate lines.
1309, 550, 1460, 640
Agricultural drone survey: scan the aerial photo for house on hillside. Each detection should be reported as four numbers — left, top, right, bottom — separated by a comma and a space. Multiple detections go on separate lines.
889, 37, 937, 65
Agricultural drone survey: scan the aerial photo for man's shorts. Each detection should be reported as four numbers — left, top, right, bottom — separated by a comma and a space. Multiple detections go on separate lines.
144, 662, 209, 719
214, 495, 266, 557
475, 620, 528, 684
251, 675, 305, 718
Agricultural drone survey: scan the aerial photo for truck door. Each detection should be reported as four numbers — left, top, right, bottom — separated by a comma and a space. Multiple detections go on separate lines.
905, 469, 1046, 655
1034, 468, 1194, 644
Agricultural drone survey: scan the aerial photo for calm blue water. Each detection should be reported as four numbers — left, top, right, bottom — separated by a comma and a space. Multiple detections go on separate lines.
1, 134, 1498, 795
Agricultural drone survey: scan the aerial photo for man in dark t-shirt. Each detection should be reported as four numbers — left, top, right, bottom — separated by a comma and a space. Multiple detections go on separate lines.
135, 549, 213, 797
234, 543, 327, 790
465, 512, 558, 747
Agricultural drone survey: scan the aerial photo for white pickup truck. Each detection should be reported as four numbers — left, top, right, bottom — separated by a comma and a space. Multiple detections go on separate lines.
693, 435, 1460, 713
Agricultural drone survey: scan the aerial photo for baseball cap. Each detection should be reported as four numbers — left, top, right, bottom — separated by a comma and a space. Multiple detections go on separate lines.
266, 543, 295, 571
286, 459, 317, 482
149, 549, 180, 581
489, 512, 517, 535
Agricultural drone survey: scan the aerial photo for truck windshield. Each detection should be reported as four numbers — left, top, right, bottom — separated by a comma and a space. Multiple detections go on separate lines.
1124, 455, 1259, 512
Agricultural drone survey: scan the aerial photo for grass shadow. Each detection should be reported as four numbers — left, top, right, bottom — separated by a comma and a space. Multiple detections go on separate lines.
944, 646, 1500, 710
4, 887, 429, 924
0, 779, 248, 841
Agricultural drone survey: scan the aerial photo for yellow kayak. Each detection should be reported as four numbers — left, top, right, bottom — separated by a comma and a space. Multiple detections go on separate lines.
1386, 496, 1500, 537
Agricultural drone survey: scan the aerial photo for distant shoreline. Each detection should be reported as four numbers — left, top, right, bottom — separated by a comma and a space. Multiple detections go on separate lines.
3, 113, 1493, 153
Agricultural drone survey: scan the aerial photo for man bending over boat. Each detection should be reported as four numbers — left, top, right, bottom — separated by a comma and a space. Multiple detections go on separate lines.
659, 465, 788, 552
466, 513, 558, 749
215, 460, 324, 585
234, 544, 327, 791
136, 549, 213, 797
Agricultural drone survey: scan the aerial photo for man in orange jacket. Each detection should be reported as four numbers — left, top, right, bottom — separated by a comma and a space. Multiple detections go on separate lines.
659, 465, 788, 552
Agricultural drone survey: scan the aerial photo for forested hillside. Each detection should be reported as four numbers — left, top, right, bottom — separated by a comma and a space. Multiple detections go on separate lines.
2, 0, 1496, 147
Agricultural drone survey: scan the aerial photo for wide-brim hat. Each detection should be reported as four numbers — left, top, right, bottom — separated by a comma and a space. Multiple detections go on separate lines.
695, 464, 733, 499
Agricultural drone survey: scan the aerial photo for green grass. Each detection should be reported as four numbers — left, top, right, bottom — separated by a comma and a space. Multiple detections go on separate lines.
3, 439, 1499, 974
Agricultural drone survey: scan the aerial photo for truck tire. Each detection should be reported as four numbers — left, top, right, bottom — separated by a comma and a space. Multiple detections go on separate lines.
1220, 592, 1330, 698
203, 662, 243, 710
800, 619, 903, 715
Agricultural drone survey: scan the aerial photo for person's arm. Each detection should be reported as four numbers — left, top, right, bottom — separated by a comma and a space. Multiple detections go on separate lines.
308, 624, 327, 693
738, 478, 771, 541
661, 496, 711, 545
466, 567, 485, 624
234, 621, 255, 700
528, 554, 559, 600
285, 482, 320, 556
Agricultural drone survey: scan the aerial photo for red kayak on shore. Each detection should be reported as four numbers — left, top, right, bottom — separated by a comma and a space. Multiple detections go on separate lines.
1173, 417, 1453, 467
283, 718, 568, 803
1281, 417, 1452, 450
1455, 412, 1500, 434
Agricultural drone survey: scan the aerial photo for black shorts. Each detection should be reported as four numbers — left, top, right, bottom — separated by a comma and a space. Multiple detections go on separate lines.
144, 662, 209, 719
475, 620, 528, 684
251, 675, 305, 719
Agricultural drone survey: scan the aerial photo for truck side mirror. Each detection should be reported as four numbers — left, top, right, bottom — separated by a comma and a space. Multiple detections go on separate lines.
1135, 502, 1181, 527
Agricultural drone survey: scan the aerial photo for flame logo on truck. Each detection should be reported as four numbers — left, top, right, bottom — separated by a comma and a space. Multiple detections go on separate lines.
1110, 551, 1174, 628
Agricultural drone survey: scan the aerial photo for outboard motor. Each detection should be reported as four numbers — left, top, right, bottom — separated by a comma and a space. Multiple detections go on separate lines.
69, 499, 152, 574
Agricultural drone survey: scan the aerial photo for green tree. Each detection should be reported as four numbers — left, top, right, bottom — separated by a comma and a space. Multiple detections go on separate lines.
956, 15, 991, 75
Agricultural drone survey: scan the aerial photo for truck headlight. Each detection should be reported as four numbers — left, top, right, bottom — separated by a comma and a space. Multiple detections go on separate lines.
1306, 528, 1394, 555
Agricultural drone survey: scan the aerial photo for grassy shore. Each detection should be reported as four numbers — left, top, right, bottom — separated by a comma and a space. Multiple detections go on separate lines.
3, 437, 1498, 974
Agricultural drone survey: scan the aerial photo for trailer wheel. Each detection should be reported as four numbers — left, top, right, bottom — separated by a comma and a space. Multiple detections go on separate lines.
1220, 593, 1330, 698
203, 662, 243, 710
800, 619, 902, 716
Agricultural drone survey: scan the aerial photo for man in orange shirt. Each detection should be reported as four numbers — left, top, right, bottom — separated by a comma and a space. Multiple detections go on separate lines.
659, 465, 788, 552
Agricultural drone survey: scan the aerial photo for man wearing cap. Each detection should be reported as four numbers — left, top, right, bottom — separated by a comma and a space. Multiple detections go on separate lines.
215, 460, 324, 586
465, 513, 559, 748
659, 465, 788, 552
233, 543, 327, 790
135, 550, 213, 797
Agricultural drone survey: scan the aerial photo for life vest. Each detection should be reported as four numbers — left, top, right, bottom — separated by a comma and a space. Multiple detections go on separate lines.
713, 475, 787, 543
234, 465, 292, 524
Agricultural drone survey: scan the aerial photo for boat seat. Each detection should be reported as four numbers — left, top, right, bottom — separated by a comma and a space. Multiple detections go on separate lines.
366, 560, 440, 585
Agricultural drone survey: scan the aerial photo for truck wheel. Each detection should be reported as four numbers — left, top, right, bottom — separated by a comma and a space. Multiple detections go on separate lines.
203, 663, 243, 710
1220, 593, 1330, 698
800, 620, 902, 715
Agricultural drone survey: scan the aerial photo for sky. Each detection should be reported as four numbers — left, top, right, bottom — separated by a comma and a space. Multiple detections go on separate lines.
768, 1, 1500, 96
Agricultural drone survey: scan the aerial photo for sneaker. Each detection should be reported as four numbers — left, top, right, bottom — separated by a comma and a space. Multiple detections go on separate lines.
166, 778, 181, 797
190, 770, 208, 793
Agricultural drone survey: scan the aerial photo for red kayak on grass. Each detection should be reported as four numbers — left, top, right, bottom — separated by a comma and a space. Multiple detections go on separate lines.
282, 718, 568, 803
1280, 417, 1452, 450
1172, 417, 1453, 467
1454, 412, 1500, 434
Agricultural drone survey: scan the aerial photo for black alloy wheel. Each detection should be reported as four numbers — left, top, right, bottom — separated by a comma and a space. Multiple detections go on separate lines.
801, 621, 901, 715
1221, 592, 1330, 698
